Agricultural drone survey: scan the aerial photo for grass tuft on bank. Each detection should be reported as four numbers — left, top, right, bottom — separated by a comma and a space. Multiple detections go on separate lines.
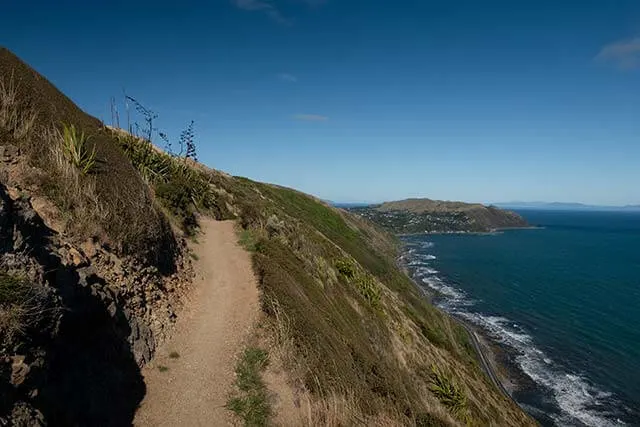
227, 347, 271, 426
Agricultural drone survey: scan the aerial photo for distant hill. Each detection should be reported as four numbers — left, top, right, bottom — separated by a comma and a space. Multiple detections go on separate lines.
349, 198, 528, 234
496, 202, 640, 212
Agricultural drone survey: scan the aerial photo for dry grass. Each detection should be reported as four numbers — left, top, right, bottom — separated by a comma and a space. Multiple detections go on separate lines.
0, 272, 56, 348
0, 71, 37, 142
0, 61, 179, 271
37, 124, 107, 238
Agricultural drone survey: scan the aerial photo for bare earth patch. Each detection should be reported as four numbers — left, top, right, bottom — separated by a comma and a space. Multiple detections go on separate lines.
134, 219, 260, 426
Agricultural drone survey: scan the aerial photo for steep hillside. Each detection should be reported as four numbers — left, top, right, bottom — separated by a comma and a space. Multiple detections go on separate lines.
350, 198, 528, 234
0, 47, 227, 425
203, 177, 534, 425
0, 48, 534, 426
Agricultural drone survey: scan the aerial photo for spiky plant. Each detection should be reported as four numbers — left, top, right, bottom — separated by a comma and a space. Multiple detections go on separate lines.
61, 123, 96, 174
429, 365, 469, 422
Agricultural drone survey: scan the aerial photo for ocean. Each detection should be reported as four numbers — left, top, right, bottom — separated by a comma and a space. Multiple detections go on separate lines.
402, 209, 640, 426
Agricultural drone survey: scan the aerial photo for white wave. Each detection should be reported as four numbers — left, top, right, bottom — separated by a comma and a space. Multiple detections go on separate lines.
414, 266, 439, 275
421, 277, 466, 301
457, 312, 624, 427
402, 243, 624, 426
407, 254, 437, 266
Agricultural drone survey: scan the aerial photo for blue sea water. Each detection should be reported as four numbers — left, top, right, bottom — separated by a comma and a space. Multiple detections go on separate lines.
402, 210, 640, 426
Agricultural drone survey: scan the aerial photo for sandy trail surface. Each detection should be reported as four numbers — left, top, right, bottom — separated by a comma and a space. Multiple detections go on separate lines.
134, 219, 260, 426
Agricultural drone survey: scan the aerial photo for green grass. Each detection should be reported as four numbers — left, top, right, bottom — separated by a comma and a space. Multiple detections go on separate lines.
238, 228, 259, 252
169, 351, 180, 359
226, 347, 271, 426
158, 365, 169, 372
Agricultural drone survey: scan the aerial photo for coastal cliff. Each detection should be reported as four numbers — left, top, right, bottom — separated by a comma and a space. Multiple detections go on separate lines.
0, 47, 534, 426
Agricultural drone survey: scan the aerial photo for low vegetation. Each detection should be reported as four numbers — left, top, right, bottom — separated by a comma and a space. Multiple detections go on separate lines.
335, 257, 382, 308
237, 228, 260, 252
0, 272, 53, 349
429, 365, 469, 423
227, 347, 271, 426
60, 123, 96, 175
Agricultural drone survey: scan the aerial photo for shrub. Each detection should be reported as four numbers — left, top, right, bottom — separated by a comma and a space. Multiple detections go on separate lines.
115, 132, 170, 184
61, 123, 96, 174
336, 257, 381, 308
335, 259, 356, 278
429, 365, 469, 422
113, 130, 221, 234
354, 274, 381, 307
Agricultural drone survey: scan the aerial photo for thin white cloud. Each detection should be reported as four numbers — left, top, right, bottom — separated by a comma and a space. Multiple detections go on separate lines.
595, 37, 640, 70
232, 0, 290, 25
293, 114, 328, 121
278, 73, 298, 82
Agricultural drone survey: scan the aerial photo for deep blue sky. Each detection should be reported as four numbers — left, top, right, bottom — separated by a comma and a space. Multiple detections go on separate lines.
3, 0, 639, 205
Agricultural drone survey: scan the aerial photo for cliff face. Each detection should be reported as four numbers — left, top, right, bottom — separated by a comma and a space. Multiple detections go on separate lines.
350, 198, 529, 234
0, 48, 534, 426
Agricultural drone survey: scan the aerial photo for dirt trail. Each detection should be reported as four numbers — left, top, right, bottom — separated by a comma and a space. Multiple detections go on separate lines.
134, 219, 260, 426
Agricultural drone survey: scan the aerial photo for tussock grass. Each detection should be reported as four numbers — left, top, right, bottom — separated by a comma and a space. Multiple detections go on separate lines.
0, 272, 55, 347
0, 71, 37, 142
169, 351, 180, 359
227, 347, 271, 426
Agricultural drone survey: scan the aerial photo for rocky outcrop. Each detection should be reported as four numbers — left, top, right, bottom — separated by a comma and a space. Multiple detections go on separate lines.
0, 180, 193, 425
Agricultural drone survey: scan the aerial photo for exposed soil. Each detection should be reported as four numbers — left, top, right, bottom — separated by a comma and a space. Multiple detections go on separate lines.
134, 219, 260, 426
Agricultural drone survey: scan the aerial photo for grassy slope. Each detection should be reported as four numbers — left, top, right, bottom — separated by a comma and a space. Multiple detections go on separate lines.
208, 175, 534, 426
